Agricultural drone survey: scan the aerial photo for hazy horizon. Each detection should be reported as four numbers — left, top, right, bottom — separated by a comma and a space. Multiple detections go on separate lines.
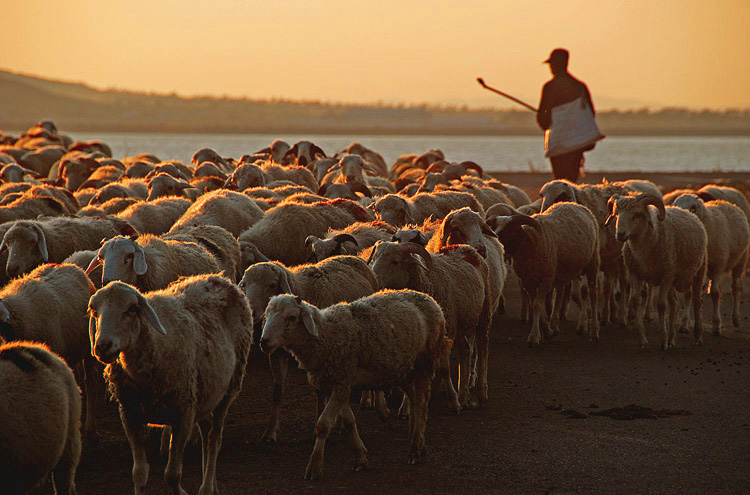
4, 0, 748, 111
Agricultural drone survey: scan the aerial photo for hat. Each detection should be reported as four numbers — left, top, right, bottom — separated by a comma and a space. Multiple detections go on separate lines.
543, 48, 569, 66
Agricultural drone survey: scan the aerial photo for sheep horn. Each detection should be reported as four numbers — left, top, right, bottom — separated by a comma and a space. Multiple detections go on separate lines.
317, 183, 330, 196
636, 194, 666, 221
331, 233, 358, 247
85, 255, 101, 275
505, 213, 540, 232
304, 236, 318, 249
481, 221, 499, 239
399, 242, 433, 271
460, 161, 484, 177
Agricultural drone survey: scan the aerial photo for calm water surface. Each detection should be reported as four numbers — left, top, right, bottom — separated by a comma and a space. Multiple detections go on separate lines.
66, 133, 749, 173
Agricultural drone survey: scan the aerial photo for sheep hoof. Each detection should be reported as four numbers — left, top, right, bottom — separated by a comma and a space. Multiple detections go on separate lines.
408, 446, 426, 465
260, 435, 277, 446
694, 338, 703, 346
304, 462, 324, 480
353, 458, 368, 472
712, 326, 721, 337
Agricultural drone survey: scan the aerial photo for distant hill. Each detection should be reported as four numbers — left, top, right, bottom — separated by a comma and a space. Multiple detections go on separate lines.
1, 69, 748, 136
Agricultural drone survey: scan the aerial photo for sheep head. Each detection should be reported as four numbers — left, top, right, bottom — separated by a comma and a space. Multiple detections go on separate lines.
313, 157, 338, 183
540, 179, 578, 212
239, 240, 271, 272
60, 156, 99, 192
260, 294, 319, 354
606, 193, 666, 243
194, 161, 227, 180
368, 241, 432, 290
305, 233, 358, 262
672, 193, 706, 220
146, 173, 195, 201
1, 221, 48, 278
239, 262, 293, 325
492, 214, 540, 257
90, 236, 147, 287
373, 195, 413, 227
88, 281, 166, 364
225, 163, 265, 191
391, 229, 429, 247
437, 207, 497, 258
418, 173, 450, 193
0, 164, 40, 184
282, 141, 326, 167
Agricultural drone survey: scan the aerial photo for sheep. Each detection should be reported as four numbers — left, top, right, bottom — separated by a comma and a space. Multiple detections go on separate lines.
65, 249, 103, 289
146, 161, 193, 181
371, 191, 484, 227
165, 223, 242, 282
192, 147, 234, 173
1, 216, 136, 278
24, 184, 81, 214
255, 139, 291, 163
493, 202, 600, 345
605, 193, 707, 349
0, 163, 40, 183
116, 196, 192, 235
0, 264, 99, 442
124, 160, 156, 178
79, 197, 140, 217
88, 275, 252, 494
336, 142, 389, 177
694, 184, 750, 223
238, 199, 373, 267
0, 194, 69, 224
87, 234, 220, 291
318, 181, 373, 201
77, 165, 125, 189
17, 146, 66, 177
320, 154, 394, 193
671, 194, 749, 335
305, 221, 397, 262
89, 178, 149, 204
239, 255, 379, 444
146, 173, 198, 201
435, 182, 513, 211
368, 241, 491, 410
225, 161, 318, 192
169, 189, 265, 237
194, 161, 227, 180
260, 289, 448, 478
281, 140, 326, 167
0, 341, 81, 494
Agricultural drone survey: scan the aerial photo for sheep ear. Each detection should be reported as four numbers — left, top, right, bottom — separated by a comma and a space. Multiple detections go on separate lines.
133, 244, 148, 275
88, 315, 98, 353
481, 221, 499, 239
85, 253, 101, 275
604, 215, 615, 227
409, 253, 429, 271
136, 292, 166, 335
363, 163, 378, 176
301, 304, 318, 338
439, 213, 455, 244
32, 223, 48, 262
0, 238, 6, 254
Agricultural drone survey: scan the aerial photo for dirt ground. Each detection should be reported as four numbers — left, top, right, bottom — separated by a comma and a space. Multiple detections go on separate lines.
66, 266, 750, 495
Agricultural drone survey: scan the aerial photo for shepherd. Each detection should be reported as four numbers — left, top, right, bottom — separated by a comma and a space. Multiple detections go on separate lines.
537, 48, 604, 183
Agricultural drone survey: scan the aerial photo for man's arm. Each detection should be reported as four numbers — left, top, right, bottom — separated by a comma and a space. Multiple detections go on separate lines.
536, 83, 552, 130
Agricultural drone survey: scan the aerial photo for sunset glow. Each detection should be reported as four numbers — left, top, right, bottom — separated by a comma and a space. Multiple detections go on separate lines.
4, 0, 748, 109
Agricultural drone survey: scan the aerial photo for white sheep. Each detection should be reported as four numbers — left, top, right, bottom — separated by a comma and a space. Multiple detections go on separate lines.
116, 196, 192, 235
239, 255, 379, 444
0, 263, 99, 441
671, 194, 749, 335
165, 223, 243, 282
368, 241, 491, 410
606, 193, 707, 349
260, 290, 448, 479
493, 202, 601, 345
371, 191, 484, 227
87, 234, 220, 291
88, 274, 252, 494
169, 189, 265, 237
0, 341, 81, 494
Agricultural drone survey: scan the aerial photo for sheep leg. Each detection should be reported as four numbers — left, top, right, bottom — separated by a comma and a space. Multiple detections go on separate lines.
527, 286, 548, 346
668, 289, 679, 348
657, 284, 671, 350
692, 271, 705, 345
198, 419, 211, 476
397, 393, 411, 418
559, 283, 571, 323
456, 336, 473, 409
550, 285, 566, 337
708, 274, 722, 336
164, 414, 194, 495
629, 277, 648, 347
600, 269, 615, 325
341, 403, 369, 472
645, 285, 655, 322
438, 349, 460, 415
679, 291, 692, 334
374, 391, 391, 422
618, 263, 630, 325
199, 395, 235, 495
82, 355, 100, 444
52, 428, 81, 495
261, 351, 290, 445
520, 282, 530, 323
585, 266, 600, 341
359, 390, 374, 410
732, 263, 744, 328
407, 370, 431, 465
475, 316, 491, 406
121, 411, 150, 495
305, 387, 349, 480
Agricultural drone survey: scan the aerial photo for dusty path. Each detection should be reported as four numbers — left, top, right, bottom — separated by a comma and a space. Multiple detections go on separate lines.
69, 270, 750, 495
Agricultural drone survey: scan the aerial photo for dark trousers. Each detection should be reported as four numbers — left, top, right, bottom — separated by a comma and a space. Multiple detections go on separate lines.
550, 149, 584, 183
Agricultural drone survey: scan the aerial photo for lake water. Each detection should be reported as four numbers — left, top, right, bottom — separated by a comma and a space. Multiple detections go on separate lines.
66, 132, 749, 173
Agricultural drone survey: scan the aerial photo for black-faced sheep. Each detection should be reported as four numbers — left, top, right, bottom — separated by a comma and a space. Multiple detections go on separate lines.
305, 221, 397, 262
88, 275, 252, 494
260, 290, 448, 479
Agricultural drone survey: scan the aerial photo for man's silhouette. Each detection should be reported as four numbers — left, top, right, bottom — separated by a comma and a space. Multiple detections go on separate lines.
537, 48, 595, 183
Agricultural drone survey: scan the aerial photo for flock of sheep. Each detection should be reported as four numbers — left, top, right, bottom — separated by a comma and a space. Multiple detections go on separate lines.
0, 120, 748, 494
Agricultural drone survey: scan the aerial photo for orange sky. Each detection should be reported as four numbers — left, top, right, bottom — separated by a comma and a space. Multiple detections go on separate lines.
4, 0, 748, 109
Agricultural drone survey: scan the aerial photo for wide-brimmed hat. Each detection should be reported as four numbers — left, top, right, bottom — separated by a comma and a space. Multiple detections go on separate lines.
543, 48, 569, 66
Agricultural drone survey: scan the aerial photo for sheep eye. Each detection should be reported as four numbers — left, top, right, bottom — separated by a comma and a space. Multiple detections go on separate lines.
238, 281, 246, 289
126, 305, 138, 314
288, 315, 297, 322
